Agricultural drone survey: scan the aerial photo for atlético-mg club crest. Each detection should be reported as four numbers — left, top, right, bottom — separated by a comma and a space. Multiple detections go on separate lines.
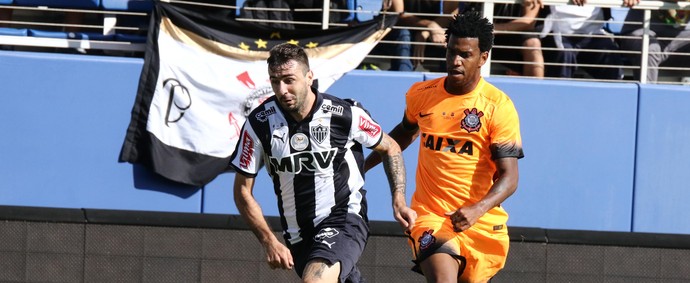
461, 108, 484, 133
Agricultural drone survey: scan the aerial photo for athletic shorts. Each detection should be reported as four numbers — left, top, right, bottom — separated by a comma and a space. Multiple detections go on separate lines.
407, 212, 509, 282
287, 213, 369, 283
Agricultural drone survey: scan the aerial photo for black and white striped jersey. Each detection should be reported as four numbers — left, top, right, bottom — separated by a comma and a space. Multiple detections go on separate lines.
230, 90, 383, 244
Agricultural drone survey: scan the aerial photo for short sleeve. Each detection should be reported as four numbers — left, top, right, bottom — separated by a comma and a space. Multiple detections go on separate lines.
403, 91, 418, 127
350, 106, 383, 149
229, 122, 264, 176
490, 99, 525, 159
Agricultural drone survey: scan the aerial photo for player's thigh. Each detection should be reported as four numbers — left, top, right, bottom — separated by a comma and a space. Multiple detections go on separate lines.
302, 259, 341, 283
419, 252, 462, 283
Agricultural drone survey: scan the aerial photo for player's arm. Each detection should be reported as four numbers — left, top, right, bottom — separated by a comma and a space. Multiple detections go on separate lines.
476, 157, 519, 213
446, 157, 519, 232
364, 116, 419, 172
233, 173, 294, 270
370, 133, 417, 230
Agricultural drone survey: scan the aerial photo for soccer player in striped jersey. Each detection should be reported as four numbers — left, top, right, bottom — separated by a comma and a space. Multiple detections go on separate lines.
230, 43, 417, 283
365, 11, 524, 283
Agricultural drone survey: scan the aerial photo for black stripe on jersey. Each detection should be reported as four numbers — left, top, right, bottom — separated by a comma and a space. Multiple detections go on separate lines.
290, 121, 318, 238
246, 99, 292, 235
326, 96, 352, 223
346, 99, 370, 221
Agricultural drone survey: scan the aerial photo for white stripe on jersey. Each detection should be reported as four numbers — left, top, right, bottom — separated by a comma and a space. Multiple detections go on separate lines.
344, 139, 364, 216
310, 103, 336, 228
263, 100, 302, 244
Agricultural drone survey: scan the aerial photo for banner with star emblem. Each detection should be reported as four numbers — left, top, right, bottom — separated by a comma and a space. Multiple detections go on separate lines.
119, 0, 397, 187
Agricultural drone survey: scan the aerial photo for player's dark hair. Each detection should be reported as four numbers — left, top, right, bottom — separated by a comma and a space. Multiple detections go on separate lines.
446, 11, 494, 53
267, 43, 310, 74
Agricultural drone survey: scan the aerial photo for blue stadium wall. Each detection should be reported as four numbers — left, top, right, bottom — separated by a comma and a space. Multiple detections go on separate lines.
2, 50, 689, 235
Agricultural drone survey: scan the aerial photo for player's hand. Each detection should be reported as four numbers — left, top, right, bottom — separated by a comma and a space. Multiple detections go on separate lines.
572, 0, 586, 6
263, 239, 294, 270
393, 205, 417, 232
444, 206, 483, 232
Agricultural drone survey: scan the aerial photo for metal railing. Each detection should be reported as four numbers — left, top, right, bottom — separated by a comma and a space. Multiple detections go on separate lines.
0, 0, 688, 84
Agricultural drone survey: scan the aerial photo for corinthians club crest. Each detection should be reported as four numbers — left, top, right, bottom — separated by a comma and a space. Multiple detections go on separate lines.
461, 108, 484, 133
418, 229, 436, 251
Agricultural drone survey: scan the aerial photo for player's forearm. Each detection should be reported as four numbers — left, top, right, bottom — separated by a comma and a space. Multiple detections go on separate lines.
235, 194, 278, 246
364, 124, 417, 172
475, 170, 518, 214
382, 151, 406, 206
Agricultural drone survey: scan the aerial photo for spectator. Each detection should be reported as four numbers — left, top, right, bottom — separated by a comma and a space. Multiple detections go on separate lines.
291, 0, 351, 29
461, 0, 545, 77
239, 0, 350, 30
0, 6, 12, 50
364, 0, 414, 71
396, 0, 460, 72
619, 0, 690, 82
539, 0, 625, 80
239, 0, 295, 29
0, 7, 11, 28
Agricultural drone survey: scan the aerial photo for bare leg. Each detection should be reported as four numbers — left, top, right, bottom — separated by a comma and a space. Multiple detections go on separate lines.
420, 253, 461, 283
302, 259, 340, 283
521, 37, 544, 78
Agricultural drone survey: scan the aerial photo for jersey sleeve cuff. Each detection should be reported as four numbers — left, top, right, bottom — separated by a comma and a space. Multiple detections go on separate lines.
229, 163, 258, 178
366, 134, 383, 149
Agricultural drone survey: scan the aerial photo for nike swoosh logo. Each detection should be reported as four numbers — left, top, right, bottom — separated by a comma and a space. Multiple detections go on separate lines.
419, 112, 433, 118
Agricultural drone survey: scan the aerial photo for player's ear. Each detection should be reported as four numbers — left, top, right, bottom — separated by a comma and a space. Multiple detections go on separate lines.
307, 69, 314, 86
479, 51, 489, 67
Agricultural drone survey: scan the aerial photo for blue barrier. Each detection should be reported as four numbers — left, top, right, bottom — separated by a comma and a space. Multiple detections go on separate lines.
0, 51, 201, 213
490, 78, 638, 232
633, 84, 690, 235
1, 50, 689, 234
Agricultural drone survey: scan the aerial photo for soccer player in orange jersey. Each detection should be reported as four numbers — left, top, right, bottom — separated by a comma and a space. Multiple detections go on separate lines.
365, 11, 524, 283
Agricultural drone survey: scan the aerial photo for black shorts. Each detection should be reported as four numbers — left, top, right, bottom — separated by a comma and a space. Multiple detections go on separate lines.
492, 33, 539, 73
288, 213, 369, 283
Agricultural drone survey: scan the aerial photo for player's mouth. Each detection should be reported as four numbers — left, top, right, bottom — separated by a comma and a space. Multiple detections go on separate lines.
449, 69, 465, 76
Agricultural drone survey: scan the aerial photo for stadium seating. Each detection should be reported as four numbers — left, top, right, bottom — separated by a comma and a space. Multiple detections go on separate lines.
604, 7, 630, 35
28, 28, 115, 40
100, 0, 152, 43
354, 0, 380, 22
15, 0, 100, 8
101, 0, 153, 12
0, 27, 27, 36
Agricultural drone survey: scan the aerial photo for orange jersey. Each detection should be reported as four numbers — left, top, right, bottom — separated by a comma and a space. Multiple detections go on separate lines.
404, 77, 524, 227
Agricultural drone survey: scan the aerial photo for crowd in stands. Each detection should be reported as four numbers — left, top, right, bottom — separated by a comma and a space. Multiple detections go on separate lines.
0, 0, 688, 84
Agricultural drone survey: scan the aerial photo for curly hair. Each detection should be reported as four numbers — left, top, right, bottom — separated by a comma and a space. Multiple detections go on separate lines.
267, 43, 310, 74
445, 11, 494, 53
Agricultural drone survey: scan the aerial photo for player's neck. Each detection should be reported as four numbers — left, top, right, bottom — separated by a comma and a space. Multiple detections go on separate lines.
444, 76, 482, 95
